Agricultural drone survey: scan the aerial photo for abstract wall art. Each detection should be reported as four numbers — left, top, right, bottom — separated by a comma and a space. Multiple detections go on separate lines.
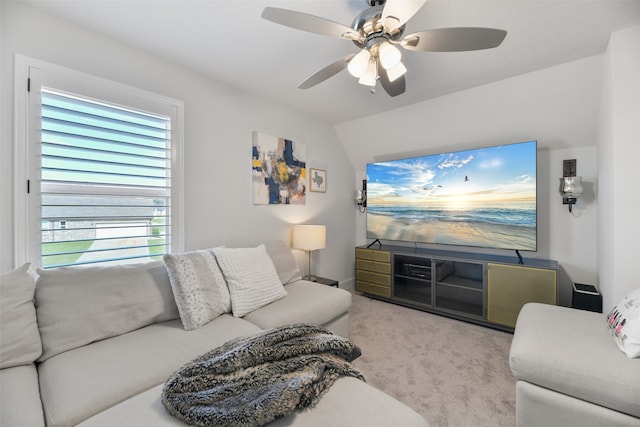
252, 131, 306, 205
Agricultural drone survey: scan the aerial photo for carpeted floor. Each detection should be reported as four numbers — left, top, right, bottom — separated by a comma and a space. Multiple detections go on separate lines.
349, 292, 516, 427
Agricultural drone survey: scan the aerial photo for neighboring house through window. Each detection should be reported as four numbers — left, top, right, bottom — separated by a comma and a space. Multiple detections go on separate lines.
14, 56, 184, 269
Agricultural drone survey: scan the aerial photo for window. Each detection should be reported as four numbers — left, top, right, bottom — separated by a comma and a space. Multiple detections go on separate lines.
15, 56, 184, 269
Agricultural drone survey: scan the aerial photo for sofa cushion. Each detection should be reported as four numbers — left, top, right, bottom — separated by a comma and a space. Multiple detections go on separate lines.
0, 263, 42, 368
38, 315, 263, 427
510, 303, 640, 418
606, 288, 640, 358
265, 240, 302, 285
213, 245, 287, 317
0, 364, 45, 427
243, 280, 351, 332
35, 260, 179, 361
77, 377, 428, 427
163, 249, 231, 330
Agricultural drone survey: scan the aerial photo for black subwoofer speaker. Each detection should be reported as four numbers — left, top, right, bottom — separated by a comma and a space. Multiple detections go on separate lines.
572, 283, 602, 313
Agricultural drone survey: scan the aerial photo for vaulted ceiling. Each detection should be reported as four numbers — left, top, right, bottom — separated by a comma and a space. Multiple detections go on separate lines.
17, 0, 640, 125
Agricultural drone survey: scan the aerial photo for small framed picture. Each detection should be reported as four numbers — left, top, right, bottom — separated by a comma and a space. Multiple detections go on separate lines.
310, 168, 326, 193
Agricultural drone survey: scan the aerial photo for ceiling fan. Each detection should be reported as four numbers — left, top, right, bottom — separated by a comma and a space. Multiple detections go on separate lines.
262, 0, 507, 97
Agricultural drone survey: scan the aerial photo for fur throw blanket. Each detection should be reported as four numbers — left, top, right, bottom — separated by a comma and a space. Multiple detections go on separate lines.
161, 324, 365, 426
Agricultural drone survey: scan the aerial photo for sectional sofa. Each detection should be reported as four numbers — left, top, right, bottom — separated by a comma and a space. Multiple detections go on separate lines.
510, 302, 640, 427
0, 241, 428, 427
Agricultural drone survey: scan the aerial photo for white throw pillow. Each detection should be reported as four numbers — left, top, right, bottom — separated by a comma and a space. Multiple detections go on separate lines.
606, 288, 640, 358
0, 263, 42, 368
163, 249, 231, 330
213, 245, 287, 317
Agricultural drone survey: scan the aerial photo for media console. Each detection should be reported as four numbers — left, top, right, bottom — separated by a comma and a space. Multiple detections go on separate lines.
355, 245, 558, 332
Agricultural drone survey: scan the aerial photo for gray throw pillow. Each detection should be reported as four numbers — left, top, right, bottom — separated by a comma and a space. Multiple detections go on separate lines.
35, 260, 179, 361
0, 263, 42, 368
163, 249, 231, 331
265, 240, 302, 285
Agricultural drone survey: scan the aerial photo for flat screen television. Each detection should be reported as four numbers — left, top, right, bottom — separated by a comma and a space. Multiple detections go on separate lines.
366, 140, 537, 251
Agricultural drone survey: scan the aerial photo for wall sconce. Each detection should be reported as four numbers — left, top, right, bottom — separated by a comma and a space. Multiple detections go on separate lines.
559, 159, 584, 213
292, 224, 326, 281
355, 179, 367, 213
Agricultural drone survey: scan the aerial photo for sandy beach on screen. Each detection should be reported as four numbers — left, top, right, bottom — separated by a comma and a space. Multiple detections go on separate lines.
367, 213, 536, 250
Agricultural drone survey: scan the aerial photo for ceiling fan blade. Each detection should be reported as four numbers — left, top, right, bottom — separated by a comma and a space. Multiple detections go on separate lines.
298, 54, 356, 89
262, 7, 360, 40
382, 0, 428, 31
401, 27, 507, 52
378, 62, 406, 97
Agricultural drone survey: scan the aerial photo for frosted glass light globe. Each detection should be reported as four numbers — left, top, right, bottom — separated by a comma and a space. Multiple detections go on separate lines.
348, 49, 371, 78
359, 59, 378, 86
379, 42, 401, 70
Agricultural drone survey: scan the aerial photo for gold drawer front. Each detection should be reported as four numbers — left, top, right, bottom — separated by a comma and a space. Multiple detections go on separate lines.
356, 270, 390, 286
356, 259, 391, 274
356, 280, 391, 298
355, 248, 390, 263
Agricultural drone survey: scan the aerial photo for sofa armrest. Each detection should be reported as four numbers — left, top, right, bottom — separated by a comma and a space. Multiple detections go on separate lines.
510, 303, 640, 418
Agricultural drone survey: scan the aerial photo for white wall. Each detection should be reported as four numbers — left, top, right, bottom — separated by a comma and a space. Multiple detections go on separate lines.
598, 25, 640, 312
0, 2, 356, 281
337, 56, 602, 294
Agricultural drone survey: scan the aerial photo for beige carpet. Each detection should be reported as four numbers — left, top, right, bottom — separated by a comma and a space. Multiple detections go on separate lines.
349, 292, 516, 427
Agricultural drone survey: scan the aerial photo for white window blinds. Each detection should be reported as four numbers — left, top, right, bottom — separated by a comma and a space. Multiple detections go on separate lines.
39, 89, 172, 268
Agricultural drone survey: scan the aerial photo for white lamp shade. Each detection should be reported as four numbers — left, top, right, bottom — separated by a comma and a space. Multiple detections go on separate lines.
293, 225, 326, 250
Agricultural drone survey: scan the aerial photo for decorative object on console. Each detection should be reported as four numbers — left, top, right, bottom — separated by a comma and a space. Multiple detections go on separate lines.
559, 159, 584, 213
292, 224, 326, 281
310, 168, 326, 192
252, 131, 306, 205
606, 288, 640, 358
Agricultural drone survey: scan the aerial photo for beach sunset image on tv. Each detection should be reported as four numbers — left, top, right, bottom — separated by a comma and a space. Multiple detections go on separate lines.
366, 141, 537, 251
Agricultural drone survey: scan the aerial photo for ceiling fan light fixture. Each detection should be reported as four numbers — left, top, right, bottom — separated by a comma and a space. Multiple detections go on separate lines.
386, 61, 407, 82
261, 1, 507, 97
347, 48, 371, 78
378, 41, 401, 69
358, 58, 378, 86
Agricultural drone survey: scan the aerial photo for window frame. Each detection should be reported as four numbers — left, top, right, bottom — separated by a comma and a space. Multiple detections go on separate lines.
14, 55, 184, 269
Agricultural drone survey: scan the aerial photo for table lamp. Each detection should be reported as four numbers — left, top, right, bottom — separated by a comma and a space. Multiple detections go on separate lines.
292, 224, 326, 281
